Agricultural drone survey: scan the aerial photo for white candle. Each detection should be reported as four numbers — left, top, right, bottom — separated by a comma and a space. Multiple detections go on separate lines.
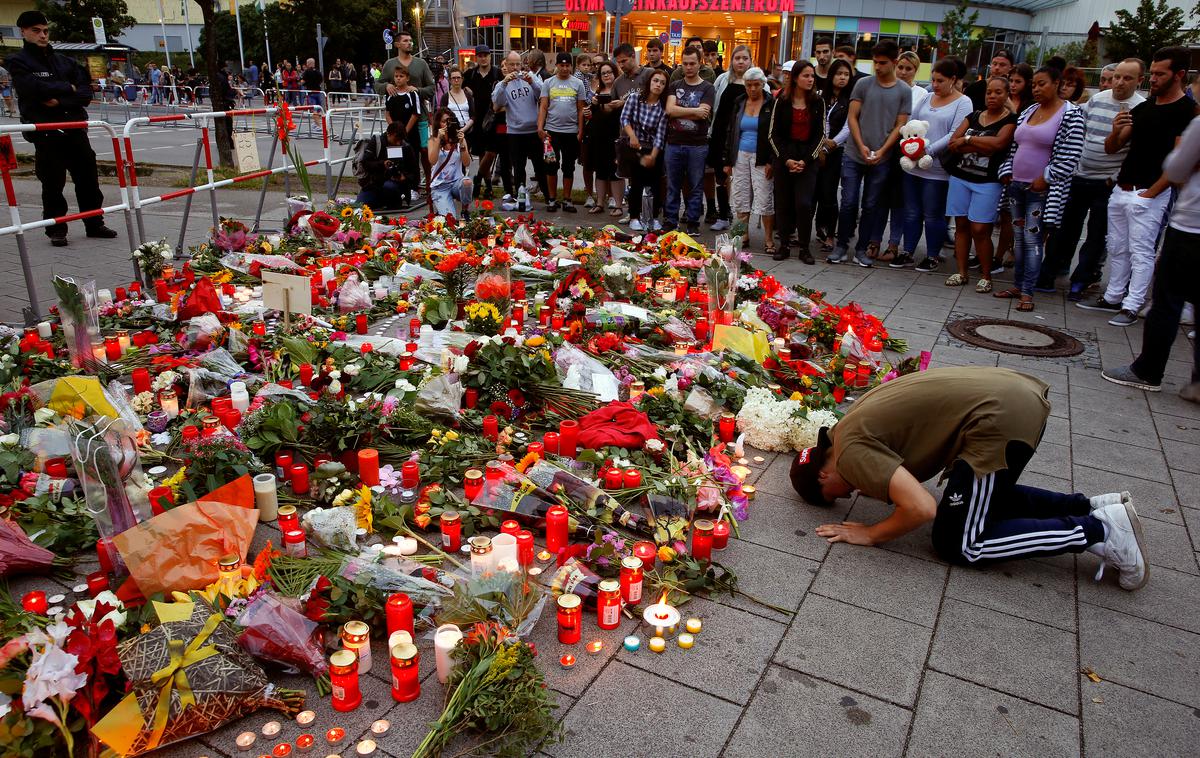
229, 381, 250, 413
321, 265, 335, 284
388, 630, 412, 649
491, 533, 518, 570
252, 473, 278, 521
159, 391, 179, 418
434, 623, 463, 684
36, 321, 52, 339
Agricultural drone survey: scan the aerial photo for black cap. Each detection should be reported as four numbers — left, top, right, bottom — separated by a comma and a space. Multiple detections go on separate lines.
475, 44, 491, 55
556, 52, 573, 65
17, 10, 49, 28
789, 426, 834, 507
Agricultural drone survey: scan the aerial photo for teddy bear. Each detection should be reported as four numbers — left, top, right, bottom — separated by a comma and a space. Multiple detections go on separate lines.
898, 120, 933, 171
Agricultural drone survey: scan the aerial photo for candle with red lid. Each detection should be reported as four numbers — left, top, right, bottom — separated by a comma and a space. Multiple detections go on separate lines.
408, 318, 421, 339
558, 419, 579, 458
551, 312, 564, 330
691, 519, 715, 562
713, 519, 731, 550
358, 449, 380, 486
462, 469, 483, 501
597, 579, 621, 630
556, 594, 582, 644
329, 650, 362, 711
482, 415, 499, 441
386, 593, 414, 638
389, 643, 420, 702
619, 556, 644, 605
398, 351, 414, 371
440, 511, 462, 551
545, 505, 569, 554
539, 305, 550, 326
718, 412, 736, 443
131, 367, 151, 395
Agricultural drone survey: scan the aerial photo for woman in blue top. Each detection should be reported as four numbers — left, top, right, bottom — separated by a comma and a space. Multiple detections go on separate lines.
904, 58, 974, 273
426, 108, 472, 218
722, 67, 775, 256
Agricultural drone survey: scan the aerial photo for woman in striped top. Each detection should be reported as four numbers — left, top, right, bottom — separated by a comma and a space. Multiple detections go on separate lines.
997, 66, 1085, 311
619, 69, 670, 231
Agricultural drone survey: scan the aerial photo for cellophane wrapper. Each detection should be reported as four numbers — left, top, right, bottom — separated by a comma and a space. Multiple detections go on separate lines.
236, 592, 327, 677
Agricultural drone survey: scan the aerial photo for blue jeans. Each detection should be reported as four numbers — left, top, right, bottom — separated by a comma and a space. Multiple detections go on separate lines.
902, 173, 950, 260
356, 180, 408, 210
431, 177, 472, 217
1009, 181, 1048, 295
837, 158, 891, 253
665, 144, 708, 228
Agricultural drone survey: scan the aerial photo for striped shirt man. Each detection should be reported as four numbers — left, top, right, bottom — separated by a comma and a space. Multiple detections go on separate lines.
1076, 89, 1145, 180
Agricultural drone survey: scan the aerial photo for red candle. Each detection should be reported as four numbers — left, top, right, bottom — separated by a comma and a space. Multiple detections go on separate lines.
221, 409, 241, 430
282, 528, 307, 557
386, 593, 414, 638
212, 397, 231, 415
155, 279, 169, 303
482, 415, 499, 441
718, 412, 736, 443
516, 530, 534, 566
115, 287, 127, 301
355, 314, 368, 334
358, 449, 380, 487
545, 505, 569, 554
620, 556, 644, 604
513, 304, 525, 323
556, 594, 582, 644
131, 367, 151, 394
298, 363, 314, 386
604, 468, 623, 489
623, 468, 642, 489
148, 486, 174, 515
96, 538, 114, 574
277, 505, 300, 533
633, 540, 656, 571
463, 469, 483, 501
713, 519, 731, 550
398, 351, 414, 371
86, 571, 109, 597
252, 320, 267, 336
181, 425, 199, 442
597, 579, 621, 630
400, 460, 420, 490
313, 453, 332, 467
527, 441, 544, 460
104, 336, 121, 361
21, 591, 48, 615
500, 520, 520, 537
691, 519, 714, 562
275, 450, 294, 478
390, 643, 420, 702
290, 463, 309, 495
538, 305, 550, 326
464, 388, 478, 409
329, 650, 362, 711
675, 281, 688, 301
694, 317, 710, 342
551, 312, 565, 330
44, 458, 68, 478
40, 342, 54, 359
558, 419, 579, 458
409, 318, 421, 338
543, 432, 559, 455
440, 511, 462, 551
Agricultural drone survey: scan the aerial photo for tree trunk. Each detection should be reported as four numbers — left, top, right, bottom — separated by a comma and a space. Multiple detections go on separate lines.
197, 0, 235, 167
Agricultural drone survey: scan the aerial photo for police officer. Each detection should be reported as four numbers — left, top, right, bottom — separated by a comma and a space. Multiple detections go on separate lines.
6, 10, 117, 247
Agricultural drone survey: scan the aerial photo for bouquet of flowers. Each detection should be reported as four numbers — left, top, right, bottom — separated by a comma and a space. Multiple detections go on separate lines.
131, 239, 172, 281
464, 301, 504, 336
0, 518, 64, 578
601, 261, 635, 299
52, 277, 99, 370
235, 591, 329, 694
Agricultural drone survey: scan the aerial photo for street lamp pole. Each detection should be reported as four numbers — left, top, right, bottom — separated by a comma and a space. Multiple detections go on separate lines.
233, 0, 247, 71
182, 0, 195, 68
157, 0, 172, 68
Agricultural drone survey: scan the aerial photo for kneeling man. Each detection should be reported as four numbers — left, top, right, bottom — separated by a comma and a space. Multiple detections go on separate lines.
791, 367, 1148, 590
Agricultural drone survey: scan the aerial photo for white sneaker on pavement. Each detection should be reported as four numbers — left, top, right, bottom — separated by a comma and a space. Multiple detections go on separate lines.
1092, 502, 1149, 590
1089, 492, 1131, 511
584, 195, 596, 208
629, 219, 644, 231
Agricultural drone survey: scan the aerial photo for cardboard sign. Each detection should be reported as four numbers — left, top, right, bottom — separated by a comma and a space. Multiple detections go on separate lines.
262, 271, 313, 317
233, 131, 261, 173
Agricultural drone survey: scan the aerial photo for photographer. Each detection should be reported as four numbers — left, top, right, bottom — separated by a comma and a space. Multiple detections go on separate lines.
355, 122, 419, 210
427, 107, 473, 217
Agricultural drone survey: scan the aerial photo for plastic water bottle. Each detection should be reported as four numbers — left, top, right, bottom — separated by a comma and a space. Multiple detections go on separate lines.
641, 187, 654, 229
517, 186, 528, 212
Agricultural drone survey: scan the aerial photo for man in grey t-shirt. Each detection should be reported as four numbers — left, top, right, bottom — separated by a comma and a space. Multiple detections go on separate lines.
833, 40, 911, 267
493, 51, 551, 210
538, 52, 586, 211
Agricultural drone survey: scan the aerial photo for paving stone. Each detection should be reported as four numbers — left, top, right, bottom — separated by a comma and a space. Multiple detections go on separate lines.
946, 561, 1076, 632
1078, 562, 1200, 635
1072, 464, 1183, 525
708, 536, 819, 622
1079, 603, 1200, 708
907, 671, 1080, 758
810, 543, 947, 627
1070, 410, 1162, 451
1068, 386, 1150, 420
724, 665, 911, 758
1146, 385, 1200, 420
1183, 506, 1200, 552
547, 661, 741, 758
1026, 440, 1072, 479
529, 603, 640, 698
1081, 678, 1200, 758
925, 344, 1000, 367
1018, 470, 1073, 494
1170, 469, 1200, 509
848, 494, 944, 564
734, 489, 851, 562
929, 598, 1078, 713
1137, 517, 1199, 575
1162, 439, 1200, 474
1070, 434, 1168, 482
1040, 414, 1071, 447
617, 596, 785, 705
1153, 413, 1200, 447
776, 594, 932, 707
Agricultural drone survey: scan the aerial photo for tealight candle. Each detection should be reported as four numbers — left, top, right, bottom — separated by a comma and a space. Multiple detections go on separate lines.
586, 640, 604, 655
623, 635, 641, 652
677, 633, 695, 649
355, 739, 377, 755
743, 485, 757, 501
559, 654, 576, 668
686, 618, 702, 634
648, 637, 666, 654
326, 728, 346, 746
235, 731, 257, 751
273, 742, 293, 757
296, 733, 315, 751
295, 710, 316, 726
262, 721, 282, 737
370, 720, 390, 735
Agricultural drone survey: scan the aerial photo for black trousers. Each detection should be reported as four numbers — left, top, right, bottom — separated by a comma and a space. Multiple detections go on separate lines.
1040, 176, 1112, 287
507, 132, 549, 200
814, 148, 843, 240
1131, 226, 1200, 384
774, 160, 819, 253
33, 130, 105, 237
627, 154, 663, 220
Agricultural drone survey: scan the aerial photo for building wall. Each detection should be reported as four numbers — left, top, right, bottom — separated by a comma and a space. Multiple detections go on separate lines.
1028, 0, 1192, 34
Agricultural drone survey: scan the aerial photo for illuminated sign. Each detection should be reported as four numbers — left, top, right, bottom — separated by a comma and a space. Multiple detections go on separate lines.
564, 0, 793, 11
475, 16, 501, 26
566, 19, 590, 30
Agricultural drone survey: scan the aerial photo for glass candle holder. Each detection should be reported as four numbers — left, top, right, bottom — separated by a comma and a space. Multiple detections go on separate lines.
389, 643, 420, 702
329, 650, 362, 712
556, 593, 582, 644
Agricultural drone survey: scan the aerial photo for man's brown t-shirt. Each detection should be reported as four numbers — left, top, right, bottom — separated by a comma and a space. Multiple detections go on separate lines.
832, 367, 1051, 501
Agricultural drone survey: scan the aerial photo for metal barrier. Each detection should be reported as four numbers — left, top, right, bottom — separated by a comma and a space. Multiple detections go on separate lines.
321, 105, 386, 198
0, 120, 137, 321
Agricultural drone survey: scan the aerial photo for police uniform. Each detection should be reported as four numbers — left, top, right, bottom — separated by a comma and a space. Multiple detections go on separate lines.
6, 12, 112, 242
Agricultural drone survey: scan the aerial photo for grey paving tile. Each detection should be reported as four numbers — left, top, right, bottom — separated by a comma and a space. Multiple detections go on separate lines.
617, 597, 785, 705
1081, 679, 1200, 758
744, 451, 795, 496
1170, 469, 1200, 509
1040, 414, 1070, 447
848, 494, 944, 565
547, 661, 741, 758
1153, 412, 1200, 446
1018, 470, 1073, 494
925, 344, 1000, 368
1070, 435, 1168, 482
1137, 517, 1199, 575
709, 537, 819, 623
1068, 386, 1151, 420
1145, 385, 1200, 420
1162, 439, 1200, 474
1072, 464, 1183, 525
1026, 441, 1072, 479
776, 594, 932, 707
1079, 603, 1200, 708
529, 602, 640, 698
907, 671, 1080, 758
1078, 562, 1200, 635
734, 489, 851, 562
810, 543, 948, 627
724, 665, 911, 758
1070, 410, 1161, 451
945, 561, 1076, 632
1184, 506, 1200, 552
929, 599, 1078, 713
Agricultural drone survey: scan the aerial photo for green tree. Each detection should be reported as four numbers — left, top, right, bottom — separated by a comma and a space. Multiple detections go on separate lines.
35, 0, 135, 43
927, 0, 987, 59
1105, 0, 1198, 62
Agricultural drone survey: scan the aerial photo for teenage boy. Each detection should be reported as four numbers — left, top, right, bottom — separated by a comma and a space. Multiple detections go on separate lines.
791, 367, 1149, 591
538, 52, 587, 212
663, 48, 715, 234
833, 40, 911, 267
1079, 46, 1198, 327
646, 37, 672, 76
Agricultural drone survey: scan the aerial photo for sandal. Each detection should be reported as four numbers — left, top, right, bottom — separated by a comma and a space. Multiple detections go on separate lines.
587, 205, 604, 214
764, 244, 778, 257
877, 243, 897, 263
609, 207, 624, 217
1017, 295, 1035, 312
993, 287, 1021, 299
975, 278, 993, 294
945, 273, 968, 287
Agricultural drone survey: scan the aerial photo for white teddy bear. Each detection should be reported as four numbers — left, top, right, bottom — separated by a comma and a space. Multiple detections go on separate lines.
898, 119, 933, 171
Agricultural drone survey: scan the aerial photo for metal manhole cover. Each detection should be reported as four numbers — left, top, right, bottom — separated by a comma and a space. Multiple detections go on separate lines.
946, 318, 1085, 357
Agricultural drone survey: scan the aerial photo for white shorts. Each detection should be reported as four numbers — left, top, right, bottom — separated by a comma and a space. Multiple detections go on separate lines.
731, 150, 773, 217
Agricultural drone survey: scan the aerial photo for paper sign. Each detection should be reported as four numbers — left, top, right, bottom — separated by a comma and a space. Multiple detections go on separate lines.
233, 131, 260, 173
387, 145, 406, 159
262, 271, 313, 316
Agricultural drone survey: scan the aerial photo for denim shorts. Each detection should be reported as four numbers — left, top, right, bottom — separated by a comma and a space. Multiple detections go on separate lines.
946, 175, 1003, 224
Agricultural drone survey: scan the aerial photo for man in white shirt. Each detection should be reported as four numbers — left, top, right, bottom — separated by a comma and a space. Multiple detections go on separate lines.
1038, 58, 1145, 299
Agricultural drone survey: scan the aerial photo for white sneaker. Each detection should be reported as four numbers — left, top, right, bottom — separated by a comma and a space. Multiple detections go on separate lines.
710, 218, 731, 231
629, 219, 644, 231
500, 194, 518, 212
652, 220, 663, 231
1089, 491, 1131, 511
608, 197, 617, 209
1093, 502, 1149, 590
1181, 302, 1195, 326
584, 195, 596, 208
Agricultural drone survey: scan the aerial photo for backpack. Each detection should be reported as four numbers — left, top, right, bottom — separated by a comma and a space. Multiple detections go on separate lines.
353, 133, 387, 188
